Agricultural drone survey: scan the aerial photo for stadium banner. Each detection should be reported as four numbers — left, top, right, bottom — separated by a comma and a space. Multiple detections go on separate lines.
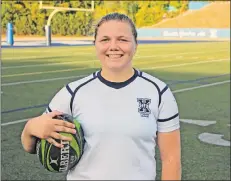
137, 28, 230, 39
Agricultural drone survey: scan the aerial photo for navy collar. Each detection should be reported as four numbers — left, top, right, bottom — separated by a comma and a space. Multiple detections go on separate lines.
97, 69, 138, 89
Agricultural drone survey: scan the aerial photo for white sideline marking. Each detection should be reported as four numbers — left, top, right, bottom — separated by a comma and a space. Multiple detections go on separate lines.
2, 58, 229, 83
1, 80, 230, 127
2, 49, 228, 69
180, 119, 230, 147
198, 133, 230, 147
180, 119, 217, 126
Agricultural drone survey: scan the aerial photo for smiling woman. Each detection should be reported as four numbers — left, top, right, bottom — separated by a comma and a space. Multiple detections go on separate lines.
21, 12, 181, 180
94, 13, 138, 82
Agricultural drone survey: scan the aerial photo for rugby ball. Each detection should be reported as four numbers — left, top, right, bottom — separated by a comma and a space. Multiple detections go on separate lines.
36, 114, 85, 173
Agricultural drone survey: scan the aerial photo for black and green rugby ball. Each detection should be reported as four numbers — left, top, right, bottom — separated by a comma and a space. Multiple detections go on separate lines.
36, 114, 85, 173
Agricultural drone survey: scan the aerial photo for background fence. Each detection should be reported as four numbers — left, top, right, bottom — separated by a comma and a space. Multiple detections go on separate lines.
137, 28, 230, 39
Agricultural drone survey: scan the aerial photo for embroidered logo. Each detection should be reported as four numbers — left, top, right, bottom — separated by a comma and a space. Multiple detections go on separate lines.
137, 98, 151, 118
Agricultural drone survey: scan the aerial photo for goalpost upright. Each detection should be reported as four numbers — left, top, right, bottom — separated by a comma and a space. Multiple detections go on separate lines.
39, 1, 95, 46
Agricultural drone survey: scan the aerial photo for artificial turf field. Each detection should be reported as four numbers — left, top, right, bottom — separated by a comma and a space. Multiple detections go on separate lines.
1, 41, 230, 180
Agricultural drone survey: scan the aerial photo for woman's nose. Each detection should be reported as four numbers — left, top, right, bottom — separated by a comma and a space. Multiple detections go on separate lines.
109, 40, 119, 51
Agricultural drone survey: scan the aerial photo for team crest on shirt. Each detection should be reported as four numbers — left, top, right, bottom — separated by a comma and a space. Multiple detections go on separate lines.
137, 98, 151, 118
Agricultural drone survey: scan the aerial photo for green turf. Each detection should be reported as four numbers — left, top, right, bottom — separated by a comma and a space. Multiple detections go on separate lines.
1, 42, 230, 180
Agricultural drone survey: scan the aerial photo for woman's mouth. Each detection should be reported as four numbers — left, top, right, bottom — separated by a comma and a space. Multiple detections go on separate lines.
106, 54, 123, 58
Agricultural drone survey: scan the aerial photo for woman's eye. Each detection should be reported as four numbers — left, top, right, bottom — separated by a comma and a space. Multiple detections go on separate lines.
101, 39, 109, 42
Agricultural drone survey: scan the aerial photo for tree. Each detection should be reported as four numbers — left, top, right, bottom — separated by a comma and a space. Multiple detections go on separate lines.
1, 1, 189, 36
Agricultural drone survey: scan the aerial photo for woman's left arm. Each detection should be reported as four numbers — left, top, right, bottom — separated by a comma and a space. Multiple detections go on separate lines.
157, 129, 181, 180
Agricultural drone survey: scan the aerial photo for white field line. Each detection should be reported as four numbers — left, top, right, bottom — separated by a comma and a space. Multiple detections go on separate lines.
1, 119, 29, 126
2, 42, 228, 56
4, 56, 222, 78
191, 57, 199, 59
1, 53, 184, 70
2, 52, 92, 60
173, 80, 230, 93
2, 49, 228, 69
2, 54, 158, 70
0, 45, 204, 55
135, 56, 229, 67
2, 46, 94, 52
2, 60, 95, 69
2, 75, 86, 86
3, 55, 229, 75
1, 79, 230, 127
141, 58, 229, 70
2, 58, 229, 86
0, 46, 150, 55
2, 49, 89, 53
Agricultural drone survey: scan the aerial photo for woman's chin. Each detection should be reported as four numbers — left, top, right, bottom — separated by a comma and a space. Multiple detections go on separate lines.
104, 62, 125, 71
101, 58, 132, 71
108, 64, 128, 71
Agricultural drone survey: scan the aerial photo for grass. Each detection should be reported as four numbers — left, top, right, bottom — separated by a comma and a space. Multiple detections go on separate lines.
1, 41, 230, 180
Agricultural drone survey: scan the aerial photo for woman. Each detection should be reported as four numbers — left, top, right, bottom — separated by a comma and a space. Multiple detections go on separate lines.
21, 12, 181, 180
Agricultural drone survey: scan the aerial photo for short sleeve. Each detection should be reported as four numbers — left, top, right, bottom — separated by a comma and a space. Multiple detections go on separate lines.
157, 86, 180, 132
44, 85, 72, 116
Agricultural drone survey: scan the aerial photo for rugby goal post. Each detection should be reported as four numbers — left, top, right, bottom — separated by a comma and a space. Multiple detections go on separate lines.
39, 1, 95, 46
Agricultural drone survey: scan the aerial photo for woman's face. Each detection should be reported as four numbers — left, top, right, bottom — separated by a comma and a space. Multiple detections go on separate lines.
95, 20, 137, 72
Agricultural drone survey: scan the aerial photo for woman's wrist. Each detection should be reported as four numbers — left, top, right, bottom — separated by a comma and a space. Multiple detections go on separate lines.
24, 118, 36, 138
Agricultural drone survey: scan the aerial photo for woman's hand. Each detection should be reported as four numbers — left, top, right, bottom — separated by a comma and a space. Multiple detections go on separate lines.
26, 111, 76, 148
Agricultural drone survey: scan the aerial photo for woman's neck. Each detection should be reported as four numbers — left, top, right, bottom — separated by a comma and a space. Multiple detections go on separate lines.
100, 67, 135, 82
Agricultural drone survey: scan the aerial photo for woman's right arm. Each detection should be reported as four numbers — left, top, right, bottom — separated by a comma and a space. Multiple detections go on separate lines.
21, 111, 77, 154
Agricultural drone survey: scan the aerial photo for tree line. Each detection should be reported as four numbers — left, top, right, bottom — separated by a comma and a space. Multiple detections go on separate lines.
1, 1, 189, 36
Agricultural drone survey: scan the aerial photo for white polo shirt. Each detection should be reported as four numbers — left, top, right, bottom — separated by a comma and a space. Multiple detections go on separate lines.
46, 69, 180, 180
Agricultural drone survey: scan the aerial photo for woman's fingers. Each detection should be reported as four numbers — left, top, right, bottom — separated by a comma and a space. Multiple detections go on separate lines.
47, 131, 73, 148
46, 110, 63, 118
50, 132, 72, 142
54, 125, 76, 134
52, 119, 76, 129
46, 137, 63, 148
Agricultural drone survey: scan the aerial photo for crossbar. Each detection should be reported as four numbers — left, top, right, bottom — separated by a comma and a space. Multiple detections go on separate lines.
39, 1, 94, 12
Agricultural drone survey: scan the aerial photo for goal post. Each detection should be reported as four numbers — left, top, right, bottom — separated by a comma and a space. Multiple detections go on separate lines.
39, 1, 95, 46
39, 1, 95, 12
